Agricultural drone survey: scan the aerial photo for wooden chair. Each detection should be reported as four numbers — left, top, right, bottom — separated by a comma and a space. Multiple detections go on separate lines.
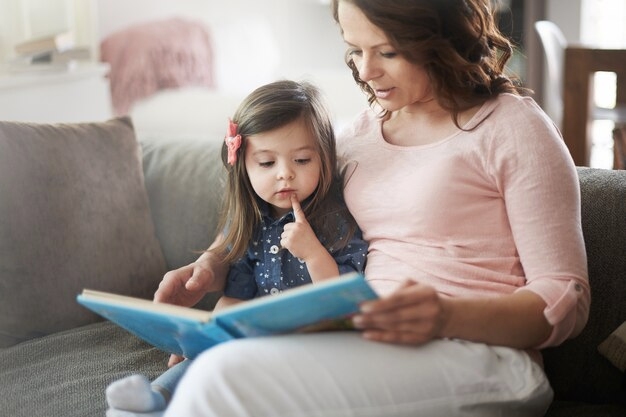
534, 20, 626, 131
534, 20, 626, 166
614, 125, 626, 170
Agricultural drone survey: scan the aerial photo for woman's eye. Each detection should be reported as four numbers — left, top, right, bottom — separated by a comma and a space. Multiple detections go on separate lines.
381, 52, 397, 58
347, 48, 362, 57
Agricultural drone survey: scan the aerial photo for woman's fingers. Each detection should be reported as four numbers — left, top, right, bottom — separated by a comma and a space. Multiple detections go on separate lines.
353, 280, 446, 345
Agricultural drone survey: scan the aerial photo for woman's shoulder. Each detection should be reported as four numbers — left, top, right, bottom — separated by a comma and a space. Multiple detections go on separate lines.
490, 93, 549, 122
477, 94, 571, 173
472, 93, 558, 138
337, 108, 379, 139
336, 107, 381, 154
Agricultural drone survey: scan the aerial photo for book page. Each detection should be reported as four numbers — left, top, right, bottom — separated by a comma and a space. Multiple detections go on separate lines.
215, 273, 377, 337
80, 289, 212, 322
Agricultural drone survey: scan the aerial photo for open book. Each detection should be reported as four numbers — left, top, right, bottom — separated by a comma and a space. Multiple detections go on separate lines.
76, 272, 377, 359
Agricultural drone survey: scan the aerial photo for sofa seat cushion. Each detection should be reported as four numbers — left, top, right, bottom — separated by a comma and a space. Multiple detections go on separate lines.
0, 118, 167, 347
0, 321, 169, 417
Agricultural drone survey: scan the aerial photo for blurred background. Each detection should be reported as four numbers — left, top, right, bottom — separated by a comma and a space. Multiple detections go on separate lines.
0, 0, 624, 167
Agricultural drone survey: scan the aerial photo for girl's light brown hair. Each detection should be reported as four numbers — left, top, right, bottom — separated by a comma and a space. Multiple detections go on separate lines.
213, 80, 357, 263
332, 0, 529, 126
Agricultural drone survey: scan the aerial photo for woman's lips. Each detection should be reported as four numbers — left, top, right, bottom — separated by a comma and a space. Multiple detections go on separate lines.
374, 88, 393, 99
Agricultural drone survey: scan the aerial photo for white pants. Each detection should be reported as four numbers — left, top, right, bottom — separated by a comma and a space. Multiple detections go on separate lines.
164, 333, 553, 417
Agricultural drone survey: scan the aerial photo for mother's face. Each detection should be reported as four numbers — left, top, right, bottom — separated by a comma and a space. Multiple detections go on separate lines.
336, 1, 434, 112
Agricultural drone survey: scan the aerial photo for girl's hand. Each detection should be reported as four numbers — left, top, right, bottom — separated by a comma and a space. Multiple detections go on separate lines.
280, 194, 325, 261
352, 280, 448, 345
281, 194, 339, 281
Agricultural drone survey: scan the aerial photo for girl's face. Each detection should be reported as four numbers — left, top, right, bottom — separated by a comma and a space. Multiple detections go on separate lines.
337, 1, 434, 112
244, 118, 322, 218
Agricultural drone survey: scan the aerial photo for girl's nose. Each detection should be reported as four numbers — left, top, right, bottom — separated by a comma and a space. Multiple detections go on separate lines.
277, 164, 295, 180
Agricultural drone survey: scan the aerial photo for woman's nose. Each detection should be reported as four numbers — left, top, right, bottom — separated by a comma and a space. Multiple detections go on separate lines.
357, 54, 379, 82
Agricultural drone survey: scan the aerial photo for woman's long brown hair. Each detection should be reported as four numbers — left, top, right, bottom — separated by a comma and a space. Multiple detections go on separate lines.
332, 0, 530, 127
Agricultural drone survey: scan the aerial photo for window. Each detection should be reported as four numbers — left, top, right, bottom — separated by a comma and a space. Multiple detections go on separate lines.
581, 0, 626, 168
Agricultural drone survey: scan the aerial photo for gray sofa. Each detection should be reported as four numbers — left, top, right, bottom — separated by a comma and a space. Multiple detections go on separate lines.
0, 117, 624, 417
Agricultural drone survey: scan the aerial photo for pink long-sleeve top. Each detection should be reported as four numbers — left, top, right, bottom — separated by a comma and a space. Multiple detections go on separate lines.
338, 93, 590, 349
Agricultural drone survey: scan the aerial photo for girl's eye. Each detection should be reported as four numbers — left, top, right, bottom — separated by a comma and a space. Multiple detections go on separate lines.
295, 158, 311, 165
259, 161, 274, 168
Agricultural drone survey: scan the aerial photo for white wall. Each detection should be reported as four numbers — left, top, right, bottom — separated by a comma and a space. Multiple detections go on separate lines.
0, 0, 367, 127
95, 0, 366, 124
95, 0, 348, 91
546, 0, 582, 43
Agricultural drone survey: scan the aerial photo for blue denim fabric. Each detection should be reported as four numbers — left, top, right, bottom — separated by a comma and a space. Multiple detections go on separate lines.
224, 201, 368, 300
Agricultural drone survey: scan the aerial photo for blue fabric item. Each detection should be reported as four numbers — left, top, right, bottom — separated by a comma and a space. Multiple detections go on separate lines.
152, 359, 192, 398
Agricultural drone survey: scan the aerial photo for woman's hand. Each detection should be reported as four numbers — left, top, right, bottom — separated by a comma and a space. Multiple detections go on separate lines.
352, 280, 448, 345
154, 260, 214, 307
353, 279, 554, 349
154, 244, 228, 307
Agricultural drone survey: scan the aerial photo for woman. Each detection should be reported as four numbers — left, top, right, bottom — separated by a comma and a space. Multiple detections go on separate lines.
157, 1, 590, 416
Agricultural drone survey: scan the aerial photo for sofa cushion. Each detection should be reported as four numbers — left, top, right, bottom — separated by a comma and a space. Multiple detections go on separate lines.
0, 118, 167, 347
0, 322, 169, 417
140, 137, 225, 272
542, 167, 626, 406
140, 136, 226, 310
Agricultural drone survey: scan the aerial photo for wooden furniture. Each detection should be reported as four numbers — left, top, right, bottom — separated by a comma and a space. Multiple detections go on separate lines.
562, 47, 626, 166
614, 125, 626, 169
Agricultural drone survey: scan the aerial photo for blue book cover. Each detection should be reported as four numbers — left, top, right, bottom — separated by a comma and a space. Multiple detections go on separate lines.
77, 272, 377, 359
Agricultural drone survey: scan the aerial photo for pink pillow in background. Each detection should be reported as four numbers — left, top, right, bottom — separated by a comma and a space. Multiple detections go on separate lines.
101, 17, 214, 116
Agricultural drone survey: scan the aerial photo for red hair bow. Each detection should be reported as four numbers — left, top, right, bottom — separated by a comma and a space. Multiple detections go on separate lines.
225, 118, 242, 166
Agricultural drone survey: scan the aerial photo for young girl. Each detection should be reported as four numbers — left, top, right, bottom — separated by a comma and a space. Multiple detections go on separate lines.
105, 80, 368, 417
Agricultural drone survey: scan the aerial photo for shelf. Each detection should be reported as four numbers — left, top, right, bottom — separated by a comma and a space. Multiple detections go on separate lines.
0, 62, 113, 123
0, 62, 109, 91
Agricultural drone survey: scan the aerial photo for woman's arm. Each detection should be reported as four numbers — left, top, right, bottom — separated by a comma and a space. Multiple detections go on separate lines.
214, 295, 246, 311
352, 280, 552, 349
